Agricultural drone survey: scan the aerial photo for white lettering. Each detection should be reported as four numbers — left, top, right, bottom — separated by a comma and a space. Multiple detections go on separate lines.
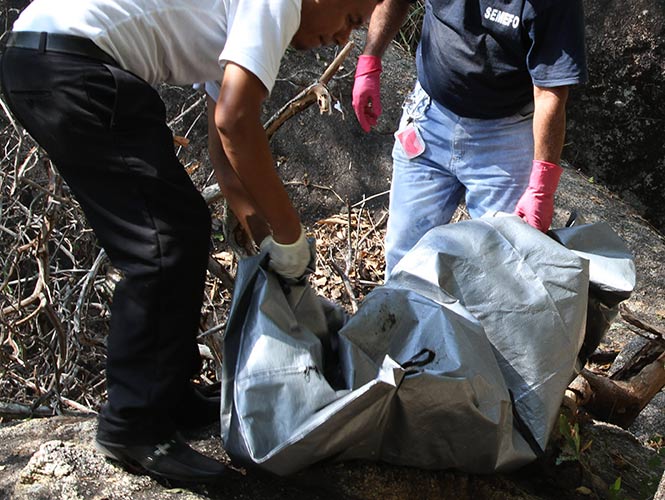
485, 7, 520, 29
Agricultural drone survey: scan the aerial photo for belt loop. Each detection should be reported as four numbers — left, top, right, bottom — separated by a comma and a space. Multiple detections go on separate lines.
38, 32, 47, 53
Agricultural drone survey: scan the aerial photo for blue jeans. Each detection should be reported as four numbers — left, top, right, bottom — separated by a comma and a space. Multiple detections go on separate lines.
385, 82, 534, 276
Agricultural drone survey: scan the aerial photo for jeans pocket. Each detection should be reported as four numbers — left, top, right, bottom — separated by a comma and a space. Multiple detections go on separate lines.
398, 81, 431, 131
403, 82, 430, 119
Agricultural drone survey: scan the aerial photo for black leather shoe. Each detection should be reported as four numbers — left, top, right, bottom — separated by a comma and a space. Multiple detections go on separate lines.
174, 383, 221, 432
95, 433, 225, 483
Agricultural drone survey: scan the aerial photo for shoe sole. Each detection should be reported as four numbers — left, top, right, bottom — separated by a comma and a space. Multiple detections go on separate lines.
94, 440, 146, 476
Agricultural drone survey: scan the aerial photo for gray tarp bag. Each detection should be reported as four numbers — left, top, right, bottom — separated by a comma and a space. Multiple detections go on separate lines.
220, 215, 635, 475
550, 216, 637, 362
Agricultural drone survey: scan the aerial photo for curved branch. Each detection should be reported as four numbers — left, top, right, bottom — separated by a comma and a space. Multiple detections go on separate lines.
263, 41, 354, 140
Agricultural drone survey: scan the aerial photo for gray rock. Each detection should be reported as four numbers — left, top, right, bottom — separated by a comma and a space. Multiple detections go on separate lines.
630, 391, 665, 443
264, 31, 414, 224
567, 0, 665, 234
609, 336, 651, 377
582, 421, 664, 498
0, 417, 179, 500
656, 471, 665, 500
2, 415, 663, 500
2, 9, 665, 499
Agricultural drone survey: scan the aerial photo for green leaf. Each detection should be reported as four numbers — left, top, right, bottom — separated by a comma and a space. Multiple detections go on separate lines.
610, 477, 622, 491
607, 476, 624, 500
558, 413, 568, 434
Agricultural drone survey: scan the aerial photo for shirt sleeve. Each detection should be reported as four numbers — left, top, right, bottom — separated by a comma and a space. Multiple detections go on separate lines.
220, 0, 301, 94
525, 0, 588, 87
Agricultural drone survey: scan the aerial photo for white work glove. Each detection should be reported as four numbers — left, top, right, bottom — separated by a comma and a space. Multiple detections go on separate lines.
259, 226, 311, 279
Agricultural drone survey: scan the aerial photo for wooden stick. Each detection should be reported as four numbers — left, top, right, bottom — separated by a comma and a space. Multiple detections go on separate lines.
575, 351, 665, 429
0, 401, 54, 419
207, 255, 235, 293
328, 248, 358, 313
620, 304, 665, 340
566, 306, 665, 428
73, 249, 107, 335
264, 40, 355, 139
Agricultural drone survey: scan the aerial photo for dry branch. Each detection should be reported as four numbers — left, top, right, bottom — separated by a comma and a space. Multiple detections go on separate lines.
263, 41, 354, 139
207, 255, 235, 294
0, 401, 55, 419
567, 307, 665, 428
1, 107, 110, 416
201, 41, 356, 206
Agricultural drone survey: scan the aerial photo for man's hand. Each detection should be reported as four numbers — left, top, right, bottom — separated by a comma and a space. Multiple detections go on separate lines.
260, 226, 311, 279
352, 55, 383, 132
514, 160, 563, 232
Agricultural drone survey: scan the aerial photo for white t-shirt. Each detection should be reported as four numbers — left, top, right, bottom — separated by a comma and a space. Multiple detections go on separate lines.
13, 0, 300, 92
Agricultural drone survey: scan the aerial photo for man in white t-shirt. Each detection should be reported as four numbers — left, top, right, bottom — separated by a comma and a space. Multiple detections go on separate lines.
1, 0, 379, 482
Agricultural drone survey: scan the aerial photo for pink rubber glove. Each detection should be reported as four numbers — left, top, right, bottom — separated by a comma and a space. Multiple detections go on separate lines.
514, 160, 563, 232
352, 55, 382, 132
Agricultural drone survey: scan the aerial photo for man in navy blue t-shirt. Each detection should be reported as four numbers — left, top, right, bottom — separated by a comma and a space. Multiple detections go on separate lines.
353, 0, 587, 276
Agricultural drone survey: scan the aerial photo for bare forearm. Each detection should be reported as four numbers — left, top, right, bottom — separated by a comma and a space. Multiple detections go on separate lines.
207, 97, 271, 244
363, 0, 412, 56
216, 63, 301, 245
218, 123, 300, 244
532, 85, 568, 164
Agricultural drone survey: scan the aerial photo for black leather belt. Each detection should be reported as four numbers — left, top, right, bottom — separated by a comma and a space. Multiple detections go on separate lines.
5, 31, 118, 65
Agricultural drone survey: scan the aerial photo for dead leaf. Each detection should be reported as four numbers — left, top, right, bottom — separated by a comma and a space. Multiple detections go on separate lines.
185, 161, 200, 175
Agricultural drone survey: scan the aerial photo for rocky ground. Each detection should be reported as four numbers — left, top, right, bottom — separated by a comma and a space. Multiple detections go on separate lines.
1, 13, 665, 500
567, 0, 665, 234
0, 412, 663, 500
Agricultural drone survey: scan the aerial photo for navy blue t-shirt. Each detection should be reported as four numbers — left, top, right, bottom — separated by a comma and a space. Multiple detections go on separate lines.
416, 0, 588, 118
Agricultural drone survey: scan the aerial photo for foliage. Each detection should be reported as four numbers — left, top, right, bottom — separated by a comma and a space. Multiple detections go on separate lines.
0, 85, 223, 418
556, 412, 592, 465
0, 127, 110, 415
602, 435, 665, 500
607, 476, 625, 500
396, 0, 425, 55
640, 436, 665, 500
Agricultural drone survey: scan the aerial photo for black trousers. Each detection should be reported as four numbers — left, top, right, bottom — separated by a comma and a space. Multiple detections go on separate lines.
0, 46, 212, 444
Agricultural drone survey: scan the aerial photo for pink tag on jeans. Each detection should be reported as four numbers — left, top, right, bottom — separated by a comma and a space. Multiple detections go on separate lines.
395, 124, 426, 159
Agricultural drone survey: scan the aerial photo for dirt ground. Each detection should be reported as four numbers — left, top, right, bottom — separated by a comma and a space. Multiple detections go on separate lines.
1, 19, 664, 500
